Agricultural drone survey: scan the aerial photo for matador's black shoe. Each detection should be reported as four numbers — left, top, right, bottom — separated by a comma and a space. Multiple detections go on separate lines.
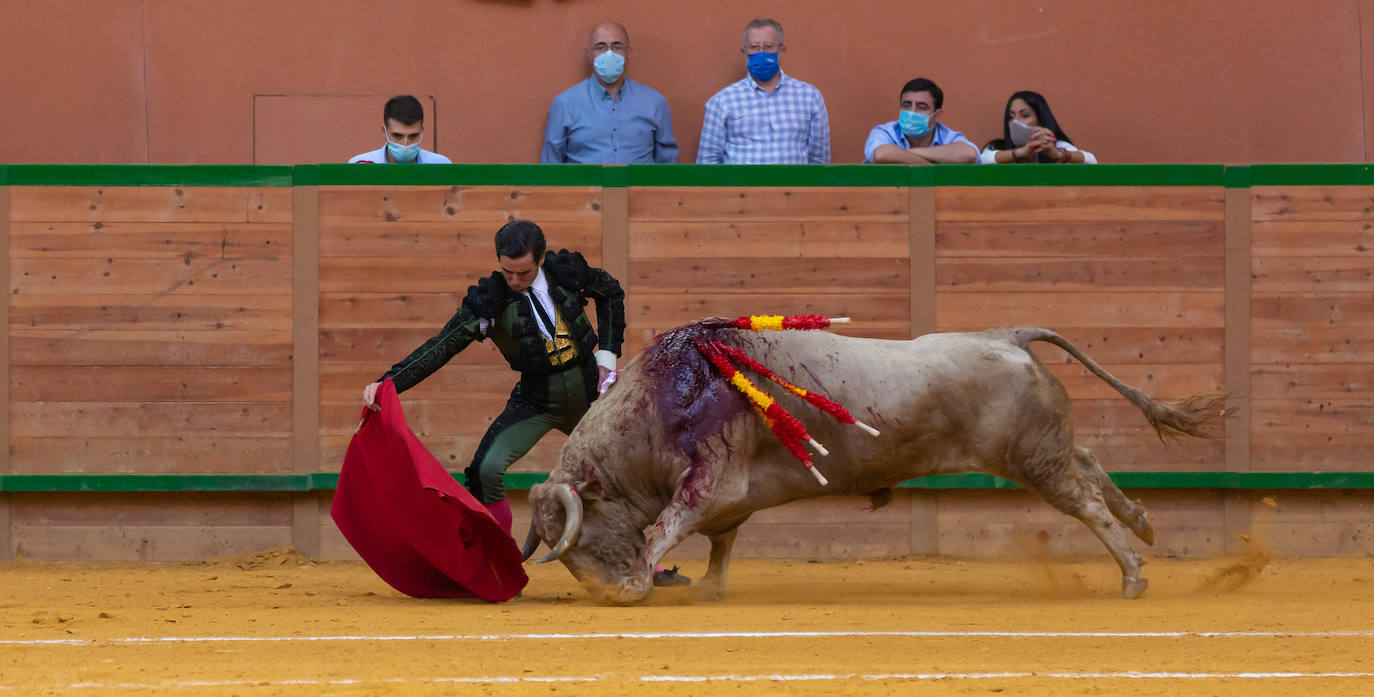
652, 565, 692, 587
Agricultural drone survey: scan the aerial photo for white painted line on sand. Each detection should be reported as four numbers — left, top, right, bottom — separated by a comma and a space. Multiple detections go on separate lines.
3, 670, 1374, 691
4, 628, 1374, 646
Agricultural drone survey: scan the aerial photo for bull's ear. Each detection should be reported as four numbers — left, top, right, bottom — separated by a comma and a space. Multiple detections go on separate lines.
574, 479, 604, 501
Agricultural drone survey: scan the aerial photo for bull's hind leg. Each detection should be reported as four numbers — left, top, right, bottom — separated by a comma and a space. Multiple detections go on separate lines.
1019, 464, 1150, 599
697, 523, 745, 600
1073, 446, 1154, 545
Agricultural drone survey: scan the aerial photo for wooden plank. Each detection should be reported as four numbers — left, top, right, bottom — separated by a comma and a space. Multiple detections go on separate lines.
292, 184, 320, 490
10, 366, 293, 402
319, 257, 512, 293
9, 222, 290, 258
7, 491, 293, 525
317, 186, 602, 224
318, 433, 566, 472
1251, 256, 1374, 293
1250, 363, 1374, 399
319, 398, 515, 438
936, 220, 1224, 257
1025, 328, 1219, 365
9, 524, 292, 561
628, 187, 908, 221
10, 402, 293, 438
1251, 441, 1373, 470
321, 362, 517, 402
628, 221, 909, 259
319, 327, 507, 365
1251, 326, 1374, 363
319, 221, 600, 260
630, 257, 909, 294
11, 256, 291, 295
1251, 185, 1374, 221
910, 187, 935, 338
1250, 398, 1374, 434
9, 436, 293, 474
1251, 294, 1374, 326
248, 188, 292, 223
936, 256, 1223, 292
9, 187, 252, 223
934, 187, 1226, 222
10, 293, 292, 331
11, 330, 292, 367
1252, 220, 1374, 256
600, 185, 628, 289
936, 292, 1225, 328
1, 184, 8, 485
1043, 362, 1224, 400
319, 292, 462, 329
1223, 186, 1251, 554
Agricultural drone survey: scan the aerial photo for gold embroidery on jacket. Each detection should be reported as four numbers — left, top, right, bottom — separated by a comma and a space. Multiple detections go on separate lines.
545, 309, 579, 366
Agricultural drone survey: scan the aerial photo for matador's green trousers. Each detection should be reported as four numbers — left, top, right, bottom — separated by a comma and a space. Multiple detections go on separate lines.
463, 365, 590, 503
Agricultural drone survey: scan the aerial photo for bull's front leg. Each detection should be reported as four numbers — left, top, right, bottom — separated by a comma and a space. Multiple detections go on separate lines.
617, 492, 707, 602
697, 525, 742, 600
618, 454, 736, 602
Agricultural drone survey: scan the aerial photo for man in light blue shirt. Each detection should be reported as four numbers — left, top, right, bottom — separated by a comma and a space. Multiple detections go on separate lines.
864, 78, 978, 165
696, 18, 830, 164
541, 22, 678, 164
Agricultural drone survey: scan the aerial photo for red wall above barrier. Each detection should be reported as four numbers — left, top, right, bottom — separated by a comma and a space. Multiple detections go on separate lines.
3, 1, 1373, 164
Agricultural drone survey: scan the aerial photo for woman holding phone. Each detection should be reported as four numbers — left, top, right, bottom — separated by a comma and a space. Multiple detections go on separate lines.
978, 90, 1096, 164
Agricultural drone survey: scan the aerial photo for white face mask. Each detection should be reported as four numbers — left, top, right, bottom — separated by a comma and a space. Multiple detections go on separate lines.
385, 132, 423, 162
1009, 119, 1036, 147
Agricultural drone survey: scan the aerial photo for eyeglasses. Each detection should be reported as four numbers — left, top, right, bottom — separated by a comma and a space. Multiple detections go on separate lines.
745, 43, 780, 53
591, 42, 629, 53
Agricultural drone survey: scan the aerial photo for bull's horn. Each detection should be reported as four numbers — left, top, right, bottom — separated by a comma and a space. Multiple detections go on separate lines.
534, 484, 583, 564
520, 523, 542, 562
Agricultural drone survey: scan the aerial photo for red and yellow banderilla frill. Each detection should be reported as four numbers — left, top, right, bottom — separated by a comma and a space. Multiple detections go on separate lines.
693, 314, 883, 486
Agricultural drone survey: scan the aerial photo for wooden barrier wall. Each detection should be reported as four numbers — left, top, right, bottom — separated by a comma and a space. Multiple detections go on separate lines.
0, 164, 1370, 562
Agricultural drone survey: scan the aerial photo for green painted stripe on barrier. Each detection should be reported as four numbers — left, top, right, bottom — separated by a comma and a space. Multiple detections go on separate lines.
1223, 165, 1251, 189
1248, 164, 1374, 186
623, 164, 911, 187
3, 471, 1372, 493
6, 163, 1374, 187
311, 163, 604, 186
3, 165, 293, 187
0, 474, 307, 492
933, 163, 1226, 187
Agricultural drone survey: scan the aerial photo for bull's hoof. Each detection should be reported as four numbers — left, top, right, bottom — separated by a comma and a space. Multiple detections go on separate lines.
1121, 576, 1149, 599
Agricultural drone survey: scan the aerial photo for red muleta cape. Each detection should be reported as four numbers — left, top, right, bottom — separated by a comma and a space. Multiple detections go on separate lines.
330, 378, 528, 601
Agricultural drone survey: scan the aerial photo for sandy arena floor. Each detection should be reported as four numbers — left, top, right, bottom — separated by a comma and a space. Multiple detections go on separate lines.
1, 547, 1372, 696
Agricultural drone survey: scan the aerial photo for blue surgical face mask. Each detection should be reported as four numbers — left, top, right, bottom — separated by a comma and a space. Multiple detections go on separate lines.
593, 50, 625, 83
899, 110, 931, 139
385, 135, 421, 163
746, 51, 779, 82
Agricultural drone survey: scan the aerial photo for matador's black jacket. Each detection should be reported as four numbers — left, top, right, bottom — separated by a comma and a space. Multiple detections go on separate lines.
382, 250, 626, 408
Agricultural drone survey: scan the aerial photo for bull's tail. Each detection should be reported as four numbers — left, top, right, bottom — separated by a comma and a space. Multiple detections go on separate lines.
1012, 327, 1226, 442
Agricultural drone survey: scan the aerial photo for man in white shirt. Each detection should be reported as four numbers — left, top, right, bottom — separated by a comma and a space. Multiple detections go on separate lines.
349, 95, 453, 164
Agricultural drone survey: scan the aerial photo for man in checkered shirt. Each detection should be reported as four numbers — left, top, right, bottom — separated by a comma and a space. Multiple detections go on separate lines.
696, 18, 830, 164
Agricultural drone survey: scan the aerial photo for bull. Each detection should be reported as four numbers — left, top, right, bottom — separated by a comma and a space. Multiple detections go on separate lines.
523, 321, 1223, 602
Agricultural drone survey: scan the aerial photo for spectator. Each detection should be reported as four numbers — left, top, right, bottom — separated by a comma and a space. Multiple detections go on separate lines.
542, 22, 678, 164
696, 18, 830, 164
864, 78, 977, 164
349, 95, 452, 164
978, 90, 1096, 164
